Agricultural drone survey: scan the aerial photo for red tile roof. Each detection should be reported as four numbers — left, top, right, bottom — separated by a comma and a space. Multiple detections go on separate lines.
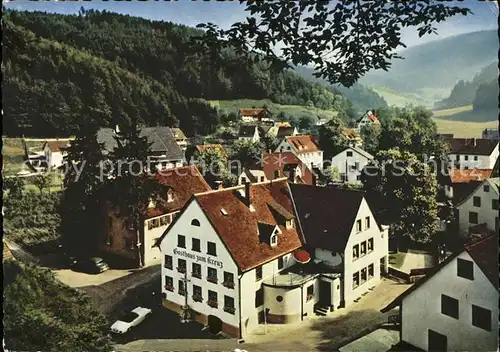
239, 108, 268, 117
145, 165, 212, 219
449, 169, 493, 183
262, 152, 314, 185
284, 135, 321, 154
195, 179, 303, 271
44, 140, 71, 152
342, 128, 363, 141
381, 234, 499, 313
445, 138, 498, 156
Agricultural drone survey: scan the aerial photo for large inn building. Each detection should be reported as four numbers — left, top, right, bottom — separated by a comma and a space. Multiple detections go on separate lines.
158, 179, 389, 337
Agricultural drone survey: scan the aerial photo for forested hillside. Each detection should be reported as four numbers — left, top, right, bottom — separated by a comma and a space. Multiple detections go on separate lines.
3, 8, 352, 137
435, 62, 497, 110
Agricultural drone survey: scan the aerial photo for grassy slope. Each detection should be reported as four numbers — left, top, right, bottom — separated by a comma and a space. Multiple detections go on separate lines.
371, 87, 427, 107
208, 99, 339, 121
432, 105, 498, 137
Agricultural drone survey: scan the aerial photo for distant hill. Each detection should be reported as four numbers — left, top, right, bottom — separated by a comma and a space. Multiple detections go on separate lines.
360, 30, 498, 106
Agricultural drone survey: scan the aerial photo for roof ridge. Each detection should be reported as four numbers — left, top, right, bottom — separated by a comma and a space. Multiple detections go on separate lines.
464, 233, 498, 250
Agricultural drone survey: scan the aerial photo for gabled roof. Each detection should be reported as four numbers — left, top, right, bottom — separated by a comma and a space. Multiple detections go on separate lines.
262, 152, 314, 185
449, 168, 493, 183
238, 124, 260, 138
44, 140, 71, 152
342, 128, 363, 141
335, 146, 373, 160
381, 234, 499, 313
195, 144, 228, 159
239, 108, 269, 117
289, 184, 366, 252
145, 165, 212, 219
97, 126, 185, 160
276, 126, 296, 138
452, 181, 482, 205
194, 179, 302, 271
284, 135, 321, 154
357, 111, 380, 124
171, 128, 187, 140
457, 178, 499, 207
445, 138, 498, 156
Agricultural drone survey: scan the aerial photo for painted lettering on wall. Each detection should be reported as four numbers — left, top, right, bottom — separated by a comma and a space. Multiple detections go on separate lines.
173, 248, 224, 269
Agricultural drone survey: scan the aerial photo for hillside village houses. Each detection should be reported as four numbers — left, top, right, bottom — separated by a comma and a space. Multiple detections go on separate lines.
456, 178, 499, 237
239, 108, 273, 123
267, 122, 299, 139
342, 128, 364, 148
237, 125, 264, 143
442, 137, 499, 170
275, 135, 324, 169
172, 127, 188, 151
331, 146, 374, 183
99, 165, 211, 267
481, 128, 499, 140
354, 110, 380, 134
237, 152, 316, 186
381, 234, 498, 352
43, 140, 71, 169
158, 179, 388, 338
97, 125, 185, 170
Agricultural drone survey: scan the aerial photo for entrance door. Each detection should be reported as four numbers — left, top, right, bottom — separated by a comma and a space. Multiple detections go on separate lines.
207, 315, 223, 334
428, 329, 447, 351
319, 281, 331, 305
380, 257, 387, 275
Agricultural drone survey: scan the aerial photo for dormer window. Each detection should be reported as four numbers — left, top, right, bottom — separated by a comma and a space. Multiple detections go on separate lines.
148, 198, 156, 209
270, 234, 278, 247
286, 219, 294, 229
167, 189, 174, 203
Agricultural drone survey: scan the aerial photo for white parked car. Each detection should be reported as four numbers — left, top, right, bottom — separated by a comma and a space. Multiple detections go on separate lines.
110, 307, 152, 334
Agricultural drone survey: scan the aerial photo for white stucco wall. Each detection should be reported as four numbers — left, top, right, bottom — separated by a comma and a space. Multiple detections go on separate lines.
238, 170, 267, 185
457, 180, 499, 235
159, 200, 240, 329
143, 211, 179, 265
401, 251, 499, 351
274, 139, 324, 169
448, 145, 499, 169
330, 148, 372, 183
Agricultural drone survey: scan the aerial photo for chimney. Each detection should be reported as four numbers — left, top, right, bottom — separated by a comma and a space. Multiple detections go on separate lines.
244, 182, 251, 208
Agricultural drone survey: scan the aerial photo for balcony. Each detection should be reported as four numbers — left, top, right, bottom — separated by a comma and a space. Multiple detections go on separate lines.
224, 306, 236, 315
177, 266, 186, 274
207, 276, 218, 284
207, 300, 218, 308
192, 271, 202, 279
192, 294, 203, 303
222, 280, 235, 289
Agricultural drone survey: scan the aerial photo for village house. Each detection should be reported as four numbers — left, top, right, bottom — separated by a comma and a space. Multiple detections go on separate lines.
442, 168, 493, 201
481, 128, 499, 140
456, 178, 499, 237
158, 180, 389, 338
237, 152, 316, 186
172, 128, 188, 151
239, 108, 273, 123
99, 165, 211, 267
237, 125, 264, 143
275, 135, 324, 169
267, 122, 299, 139
43, 140, 71, 169
330, 146, 374, 183
444, 138, 499, 170
381, 234, 498, 352
97, 126, 185, 170
342, 128, 364, 148
354, 110, 380, 134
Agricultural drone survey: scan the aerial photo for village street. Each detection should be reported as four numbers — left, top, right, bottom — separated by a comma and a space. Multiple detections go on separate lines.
114, 277, 410, 352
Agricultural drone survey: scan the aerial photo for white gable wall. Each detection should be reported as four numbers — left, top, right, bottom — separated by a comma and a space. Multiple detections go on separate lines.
448, 144, 499, 169
457, 180, 499, 236
401, 251, 499, 351
330, 148, 372, 183
275, 139, 323, 169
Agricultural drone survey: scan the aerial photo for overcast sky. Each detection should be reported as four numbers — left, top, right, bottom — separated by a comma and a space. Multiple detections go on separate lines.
5, 0, 498, 48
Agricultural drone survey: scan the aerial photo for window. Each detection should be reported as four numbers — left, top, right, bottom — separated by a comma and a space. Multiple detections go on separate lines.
428, 330, 447, 352
455, 155, 459, 160
276, 295, 283, 302
167, 190, 174, 203
352, 272, 360, 289
207, 241, 217, 256
472, 305, 491, 331
457, 258, 474, 280
241, 176, 247, 184
224, 295, 235, 314
353, 245, 359, 260
484, 185, 490, 192
492, 199, 499, 210
469, 211, 478, 224
255, 288, 264, 307
360, 241, 367, 256
177, 235, 186, 248
306, 284, 314, 301
274, 170, 279, 179
178, 279, 185, 296
367, 238, 374, 252
365, 216, 370, 229
160, 215, 171, 226
441, 294, 459, 319
260, 176, 265, 182
464, 155, 469, 161
207, 267, 218, 283
360, 268, 367, 283
192, 238, 201, 252
473, 155, 478, 161
278, 257, 284, 270
191, 219, 201, 227
346, 151, 353, 157
165, 276, 174, 291
368, 264, 374, 279
192, 284, 203, 302
223, 271, 235, 289
356, 220, 362, 232
255, 266, 263, 281
192, 263, 201, 278
354, 162, 360, 170
464, 166, 469, 170
177, 259, 186, 273
208, 290, 218, 308
270, 234, 278, 247
164, 255, 173, 269
473, 196, 481, 207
